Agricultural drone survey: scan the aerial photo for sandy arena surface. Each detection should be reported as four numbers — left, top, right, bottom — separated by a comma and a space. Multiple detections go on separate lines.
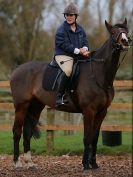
0, 154, 132, 177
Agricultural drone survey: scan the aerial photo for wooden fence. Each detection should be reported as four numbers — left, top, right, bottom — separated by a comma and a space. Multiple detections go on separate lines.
0, 80, 132, 151
0, 80, 132, 132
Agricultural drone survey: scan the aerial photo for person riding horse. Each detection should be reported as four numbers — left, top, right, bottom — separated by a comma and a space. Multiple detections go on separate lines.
54, 2, 90, 107
10, 17, 132, 169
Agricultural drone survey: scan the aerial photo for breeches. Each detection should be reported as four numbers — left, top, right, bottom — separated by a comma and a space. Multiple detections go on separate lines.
55, 55, 74, 77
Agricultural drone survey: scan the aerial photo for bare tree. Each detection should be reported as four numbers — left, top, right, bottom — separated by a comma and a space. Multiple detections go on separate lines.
115, 0, 133, 31
108, 0, 116, 24
0, 0, 54, 67
0, 0, 132, 76
79, 0, 90, 34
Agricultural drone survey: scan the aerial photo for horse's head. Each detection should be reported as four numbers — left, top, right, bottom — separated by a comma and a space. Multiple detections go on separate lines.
105, 18, 132, 51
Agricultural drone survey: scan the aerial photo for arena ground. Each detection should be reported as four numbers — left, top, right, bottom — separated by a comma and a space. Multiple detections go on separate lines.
0, 154, 132, 177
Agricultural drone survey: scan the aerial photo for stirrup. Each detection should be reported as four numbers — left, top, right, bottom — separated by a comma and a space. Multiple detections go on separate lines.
61, 94, 69, 104
55, 94, 67, 108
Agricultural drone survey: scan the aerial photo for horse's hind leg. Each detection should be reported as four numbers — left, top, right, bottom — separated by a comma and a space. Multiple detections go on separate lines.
23, 98, 44, 168
13, 103, 29, 168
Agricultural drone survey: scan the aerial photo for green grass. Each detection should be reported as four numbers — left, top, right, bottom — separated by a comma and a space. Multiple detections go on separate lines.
0, 89, 132, 155
0, 130, 132, 155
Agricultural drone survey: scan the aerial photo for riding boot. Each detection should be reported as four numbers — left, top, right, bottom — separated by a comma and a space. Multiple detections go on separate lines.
55, 72, 69, 107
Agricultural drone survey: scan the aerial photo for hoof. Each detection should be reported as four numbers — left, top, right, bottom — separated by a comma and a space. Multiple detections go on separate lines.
14, 159, 23, 169
91, 163, 99, 169
83, 164, 92, 170
26, 161, 37, 169
83, 169, 93, 176
83, 163, 99, 170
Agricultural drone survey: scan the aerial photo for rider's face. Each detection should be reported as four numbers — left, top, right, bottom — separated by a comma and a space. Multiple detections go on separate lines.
65, 14, 76, 24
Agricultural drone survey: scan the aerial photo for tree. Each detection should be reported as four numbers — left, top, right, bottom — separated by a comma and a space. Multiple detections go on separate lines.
79, 0, 90, 34
108, 0, 116, 24
0, 0, 54, 68
0, 0, 132, 79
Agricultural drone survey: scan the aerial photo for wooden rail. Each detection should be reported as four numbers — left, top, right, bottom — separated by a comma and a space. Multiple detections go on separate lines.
0, 80, 132, 110
0, 80, 132, 132
0, 103, 14, 109
113, 80, 132, 87
0, 80, 132, 87
0, 102, 132, 110
0, 124, 132, 132
0, 81, 10, 87
0, 80, 132, 151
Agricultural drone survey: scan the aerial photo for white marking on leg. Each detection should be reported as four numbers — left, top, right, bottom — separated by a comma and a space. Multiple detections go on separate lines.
14, 157, 23, 168
24, 151, 32, 163
27, 161, 36, 169
24, 151, 36, 169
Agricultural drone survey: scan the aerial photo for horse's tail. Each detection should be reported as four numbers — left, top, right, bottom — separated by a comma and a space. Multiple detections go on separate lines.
23, 111, 41, 139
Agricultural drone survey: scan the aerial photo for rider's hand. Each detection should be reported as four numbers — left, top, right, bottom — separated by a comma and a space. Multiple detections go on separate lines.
83, 51, 90, 57
80, 49, 90, 57
80, 48, 87, 54
80, 47, 90, 57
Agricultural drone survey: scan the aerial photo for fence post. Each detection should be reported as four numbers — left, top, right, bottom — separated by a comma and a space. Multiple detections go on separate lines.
64, 112, 74, 135
46, 108, 55, 153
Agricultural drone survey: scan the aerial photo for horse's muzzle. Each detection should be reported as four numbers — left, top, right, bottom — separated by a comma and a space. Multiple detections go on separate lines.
122, 45, 130, 51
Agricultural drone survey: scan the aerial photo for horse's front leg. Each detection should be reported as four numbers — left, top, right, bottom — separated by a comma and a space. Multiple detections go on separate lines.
82, 109, 95, 170
89, 130, 100, 169
90, 109, 107, 169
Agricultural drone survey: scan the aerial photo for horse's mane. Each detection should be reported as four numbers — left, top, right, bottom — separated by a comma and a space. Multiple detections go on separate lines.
91, 40, 109, 58
113, 23, 128, 30
91, 22, 128, 58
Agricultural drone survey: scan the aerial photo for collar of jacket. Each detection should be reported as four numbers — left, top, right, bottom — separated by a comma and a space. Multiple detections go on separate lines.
63, 21, 82, 33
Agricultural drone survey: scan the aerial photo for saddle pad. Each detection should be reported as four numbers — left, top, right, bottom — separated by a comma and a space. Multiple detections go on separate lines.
42, 64, 61, 91
42, 60, 80, 92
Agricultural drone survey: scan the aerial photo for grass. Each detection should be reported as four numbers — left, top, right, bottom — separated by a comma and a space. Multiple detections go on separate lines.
0, 130, 132, 155
0, 88, 132, 156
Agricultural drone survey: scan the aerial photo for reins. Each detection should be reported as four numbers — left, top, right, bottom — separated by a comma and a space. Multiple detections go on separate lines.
116, 51, 128, 69
111, 36, 129, 70
87, 27, 131, 91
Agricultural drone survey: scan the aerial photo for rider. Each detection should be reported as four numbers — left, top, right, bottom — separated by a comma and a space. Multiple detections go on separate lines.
54, 2, 90, 107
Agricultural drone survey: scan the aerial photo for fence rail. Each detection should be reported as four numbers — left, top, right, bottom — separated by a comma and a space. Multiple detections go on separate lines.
0, 80, 132, 132
0, 80, 132, 87
0, 123, 132, 132
0, 102, 132, 110
0, 80, 132, 151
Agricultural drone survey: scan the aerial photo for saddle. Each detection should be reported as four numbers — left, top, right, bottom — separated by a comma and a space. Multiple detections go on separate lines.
42, 59, 80, 91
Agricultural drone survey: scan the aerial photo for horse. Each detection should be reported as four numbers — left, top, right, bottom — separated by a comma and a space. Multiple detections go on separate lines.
10, 19, 131, 170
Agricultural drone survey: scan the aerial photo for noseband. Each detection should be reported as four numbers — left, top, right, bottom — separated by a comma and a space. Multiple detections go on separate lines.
110, 26, 132, 69
111, 27, 129, 51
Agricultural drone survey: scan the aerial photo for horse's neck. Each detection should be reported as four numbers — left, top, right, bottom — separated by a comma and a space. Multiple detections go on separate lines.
94, 39, 120, 88
105, 49, 120, 87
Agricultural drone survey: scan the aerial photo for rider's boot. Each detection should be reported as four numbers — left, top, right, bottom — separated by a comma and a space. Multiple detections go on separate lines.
55, 72, 69, 108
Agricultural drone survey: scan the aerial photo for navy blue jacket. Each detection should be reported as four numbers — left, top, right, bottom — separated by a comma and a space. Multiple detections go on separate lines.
54, 21, 89, 59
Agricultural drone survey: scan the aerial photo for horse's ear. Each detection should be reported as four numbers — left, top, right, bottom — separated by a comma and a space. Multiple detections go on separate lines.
123, 18, 127, 26
105, 20, 112, 33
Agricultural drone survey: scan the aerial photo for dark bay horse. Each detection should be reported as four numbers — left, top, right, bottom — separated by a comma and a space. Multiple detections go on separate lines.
10, 19, 131, 169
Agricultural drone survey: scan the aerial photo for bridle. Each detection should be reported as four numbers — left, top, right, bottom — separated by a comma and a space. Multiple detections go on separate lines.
111, 26, 132, 51
88, 25, 132, 90
110, 26, 132, 69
